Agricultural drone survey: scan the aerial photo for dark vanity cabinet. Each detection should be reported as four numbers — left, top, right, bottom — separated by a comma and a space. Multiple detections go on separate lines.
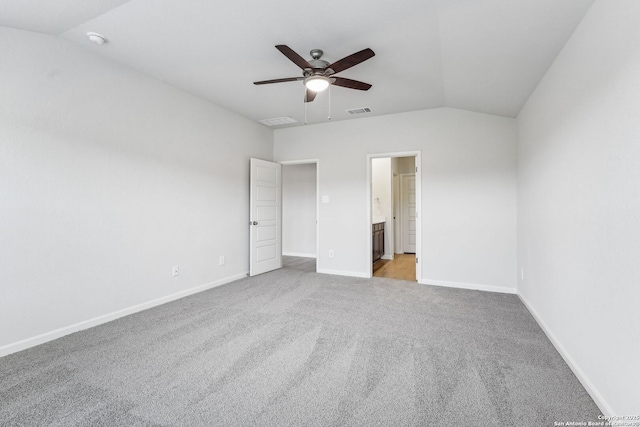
372, 222, 385, 263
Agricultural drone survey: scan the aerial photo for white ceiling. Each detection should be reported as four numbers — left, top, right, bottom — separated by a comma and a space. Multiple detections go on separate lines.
1, 0, 595, 127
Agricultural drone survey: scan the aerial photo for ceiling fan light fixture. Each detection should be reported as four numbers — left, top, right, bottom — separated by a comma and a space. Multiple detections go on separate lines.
305, 75, 330, 92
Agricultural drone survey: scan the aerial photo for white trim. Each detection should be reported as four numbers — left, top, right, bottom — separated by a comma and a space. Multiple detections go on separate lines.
317, 268, 370, 279
367, 150, 421, 158
518, 294, 613, 417
381, 254, 393, 260
282, 252, 316, 258
279, 159, 318, 166
0, 272, 248, 358
419, 278, 517, 294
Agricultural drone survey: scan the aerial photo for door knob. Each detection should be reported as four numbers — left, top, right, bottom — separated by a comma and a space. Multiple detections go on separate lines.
251, 221, 258, 225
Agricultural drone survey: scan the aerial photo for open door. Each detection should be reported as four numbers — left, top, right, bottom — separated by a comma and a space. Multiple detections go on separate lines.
250, 158, 282, 276
402, 174, 416, 254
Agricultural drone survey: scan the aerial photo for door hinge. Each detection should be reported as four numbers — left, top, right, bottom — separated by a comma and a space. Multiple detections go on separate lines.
415, 166, 418, 173
416, 257, 418, 264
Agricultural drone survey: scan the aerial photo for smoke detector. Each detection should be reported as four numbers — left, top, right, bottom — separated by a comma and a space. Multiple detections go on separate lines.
87, 32, 107, 45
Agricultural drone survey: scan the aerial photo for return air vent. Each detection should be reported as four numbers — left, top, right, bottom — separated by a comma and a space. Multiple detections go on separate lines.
258, 116, 298, 127
346, 107, 373, 115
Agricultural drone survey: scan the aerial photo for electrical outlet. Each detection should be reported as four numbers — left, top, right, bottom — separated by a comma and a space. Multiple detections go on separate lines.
172, 266, 179, 277
328, 250, 334, 258
219, 255, 225, 266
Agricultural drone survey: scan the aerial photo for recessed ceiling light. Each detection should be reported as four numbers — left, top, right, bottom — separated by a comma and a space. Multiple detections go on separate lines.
87, 32, 107, 45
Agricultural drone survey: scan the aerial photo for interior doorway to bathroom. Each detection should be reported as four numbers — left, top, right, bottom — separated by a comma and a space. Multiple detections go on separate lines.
368, 153, 421, 282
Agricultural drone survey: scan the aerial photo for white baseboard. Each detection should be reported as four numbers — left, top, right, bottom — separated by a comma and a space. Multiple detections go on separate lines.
517, 294, 612, 417
0, 272, 248, 358
317, 268, 370, 279
282, 252, 316, 258
419, 278, 516, 294
381, 254, 393, 260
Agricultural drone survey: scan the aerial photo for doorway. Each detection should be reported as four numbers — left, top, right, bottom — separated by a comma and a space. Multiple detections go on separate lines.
368, 153, 421, 282
281, 160, 319, 272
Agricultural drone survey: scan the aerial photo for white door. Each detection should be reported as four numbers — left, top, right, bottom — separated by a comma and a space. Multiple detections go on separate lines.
250, 158, 282, 276
402, 174, 416, 253
393, 173, 401, 254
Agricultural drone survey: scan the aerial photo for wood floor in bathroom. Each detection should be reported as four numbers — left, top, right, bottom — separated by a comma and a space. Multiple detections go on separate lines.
373, 253, 416, 281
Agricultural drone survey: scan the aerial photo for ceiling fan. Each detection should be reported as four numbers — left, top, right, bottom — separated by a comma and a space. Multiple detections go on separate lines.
253, 45, 375, 102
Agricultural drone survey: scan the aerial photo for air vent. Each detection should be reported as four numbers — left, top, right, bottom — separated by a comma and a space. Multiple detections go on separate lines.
258, 116, 298, 127
346, 107, 373, 115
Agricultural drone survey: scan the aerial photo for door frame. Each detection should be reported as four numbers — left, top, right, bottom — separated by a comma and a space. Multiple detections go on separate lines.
366, 151, 422, 282
280, 159, 320, 270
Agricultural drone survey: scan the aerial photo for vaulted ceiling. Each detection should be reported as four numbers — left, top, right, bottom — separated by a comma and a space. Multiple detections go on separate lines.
1, 0, 595, 127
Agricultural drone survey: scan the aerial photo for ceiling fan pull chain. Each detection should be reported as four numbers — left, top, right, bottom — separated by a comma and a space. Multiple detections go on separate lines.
304, 88, 308, 125
328, 84, 332, 121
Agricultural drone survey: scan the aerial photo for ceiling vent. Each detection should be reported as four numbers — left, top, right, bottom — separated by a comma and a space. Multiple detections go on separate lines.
346, 107, 373, 115
258, 116, 298, 127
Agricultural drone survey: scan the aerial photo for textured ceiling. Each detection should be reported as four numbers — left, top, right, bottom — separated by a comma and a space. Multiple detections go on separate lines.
0, 0, 595, 127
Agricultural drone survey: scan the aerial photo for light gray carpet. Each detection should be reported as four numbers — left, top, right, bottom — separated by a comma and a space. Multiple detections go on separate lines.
283, 255, 316, 273
1, 269, 601, 426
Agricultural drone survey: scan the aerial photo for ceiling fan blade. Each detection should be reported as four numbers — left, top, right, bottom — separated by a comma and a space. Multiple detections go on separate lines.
305, 89, 317, 103
253, 77, 303, 85
328, 48, 375, 74
332, 77, 372, 91
275, 45, 313, 70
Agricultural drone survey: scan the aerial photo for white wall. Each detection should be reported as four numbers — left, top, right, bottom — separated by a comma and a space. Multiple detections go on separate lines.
282, 163, 317, 257
274, 108, 517, 291
0, 28, 273, 354
517, 0, 640, 414
371, 158, 392, 259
